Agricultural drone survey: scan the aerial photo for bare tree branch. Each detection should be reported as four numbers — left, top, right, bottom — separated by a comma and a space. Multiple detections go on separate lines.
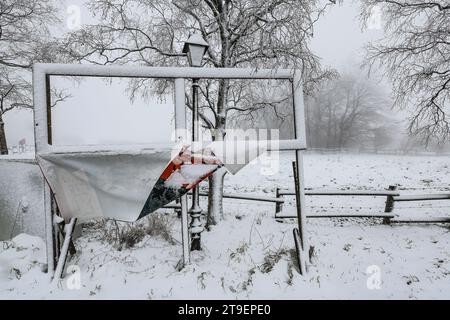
63, 0, 336, 135
360, 0, 450, 142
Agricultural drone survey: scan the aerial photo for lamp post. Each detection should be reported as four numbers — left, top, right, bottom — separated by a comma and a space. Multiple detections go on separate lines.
183, 33, 209, 251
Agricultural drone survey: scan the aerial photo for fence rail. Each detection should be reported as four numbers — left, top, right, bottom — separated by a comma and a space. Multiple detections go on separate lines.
172, 186, 450, 224
394, 194, 450, 202
279, 190, 400, 197
279, 213, 396, 219
391, 217, 450, 223
306, 147, 450, 157
199, 192, 283, 203
275, 185, 450, 224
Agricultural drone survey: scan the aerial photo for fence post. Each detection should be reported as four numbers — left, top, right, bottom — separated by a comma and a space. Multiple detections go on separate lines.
383, 185, 397, 225
275, 187, 284, 217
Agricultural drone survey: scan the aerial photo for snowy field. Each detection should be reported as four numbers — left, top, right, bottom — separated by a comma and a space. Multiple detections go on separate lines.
1, 152, 449, 299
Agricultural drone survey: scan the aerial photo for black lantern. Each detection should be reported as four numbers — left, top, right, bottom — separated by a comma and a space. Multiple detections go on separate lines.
182, 33, 209, 67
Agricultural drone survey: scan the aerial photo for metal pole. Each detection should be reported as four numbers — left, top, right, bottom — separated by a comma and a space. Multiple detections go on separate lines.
52, 217, 77, 285
44, 183, 55, 278
180, 195, 190, 266
295, 150, 308, 252
189, 78, 203, 251
293, 152, 308, 274
192, 79, 200, 142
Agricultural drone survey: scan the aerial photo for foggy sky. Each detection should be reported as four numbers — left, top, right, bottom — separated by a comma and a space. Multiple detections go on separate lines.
4, 0, 385, 148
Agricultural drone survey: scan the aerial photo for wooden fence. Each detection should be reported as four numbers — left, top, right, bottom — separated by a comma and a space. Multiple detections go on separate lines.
178, 186, 450, 224
274, 186, 450, 224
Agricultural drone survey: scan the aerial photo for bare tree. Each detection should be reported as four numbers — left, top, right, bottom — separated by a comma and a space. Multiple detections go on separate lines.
226, 79, 297, 139
360, 0, 450, 143
0, 0, 66, 154
63, 0, 336, 222
0, 70, 31, 154
305, 73, 394, 150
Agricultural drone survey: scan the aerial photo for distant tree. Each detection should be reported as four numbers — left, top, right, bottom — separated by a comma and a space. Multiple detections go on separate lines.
305, 73, 394, 150
0, 71, 30, 154
360, 0, 450, 143
63, 0, 337, 223
373, 124, 397, 152
0, 0, 67, 154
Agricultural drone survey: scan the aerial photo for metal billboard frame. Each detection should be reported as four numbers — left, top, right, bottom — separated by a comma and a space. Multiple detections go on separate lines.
33, 63, 309, 281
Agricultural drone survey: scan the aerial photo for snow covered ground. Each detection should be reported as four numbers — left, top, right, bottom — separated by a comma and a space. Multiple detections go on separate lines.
1, 152, 449, 299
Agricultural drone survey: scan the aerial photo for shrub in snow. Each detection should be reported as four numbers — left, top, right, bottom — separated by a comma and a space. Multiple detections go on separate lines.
145, 214, 175, 245
93, 214, 175, 250
259, 248, 291, 274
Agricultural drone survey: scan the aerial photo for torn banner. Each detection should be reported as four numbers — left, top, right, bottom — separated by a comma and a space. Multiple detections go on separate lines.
37, 141, 266, 222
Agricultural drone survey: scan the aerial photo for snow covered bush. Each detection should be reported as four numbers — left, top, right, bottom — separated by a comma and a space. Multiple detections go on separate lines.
145, 214, 175, 245
91, 213, 175, 250
98, 220, 145, 250
259, 248, 291, 274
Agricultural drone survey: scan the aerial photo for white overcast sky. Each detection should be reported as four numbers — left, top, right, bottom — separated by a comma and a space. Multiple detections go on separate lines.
4, 0, 386, 147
